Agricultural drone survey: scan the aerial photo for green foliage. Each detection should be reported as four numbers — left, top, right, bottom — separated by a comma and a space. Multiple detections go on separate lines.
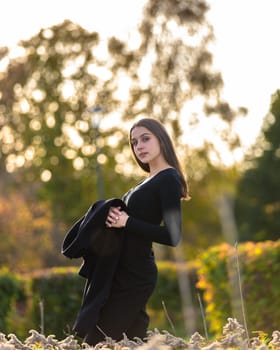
0, 268, 28, 334
29, 267, 84, 339
235, 89, 280, 241
149, 261, 182, 311
196, 244, 232, 335
3, 264, 201, 339
197, 240, 280, 336
181, 153, 240, 259
148, 260, 201, 337
239, 241, 280, 332
2, 241, 280, 340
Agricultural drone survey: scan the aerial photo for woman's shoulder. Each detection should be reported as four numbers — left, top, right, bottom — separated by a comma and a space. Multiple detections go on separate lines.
155, 167, 179, 178
153, 168, 181, 185
153, 168, 182, 199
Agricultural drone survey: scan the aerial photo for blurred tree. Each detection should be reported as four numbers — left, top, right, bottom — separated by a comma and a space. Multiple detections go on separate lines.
234, 90, 280, 241
0, 21, 134, 225
178, 147, 240, 259
0, 0, 245, 266
111, 0, 246, 152
0, 192, 58, 272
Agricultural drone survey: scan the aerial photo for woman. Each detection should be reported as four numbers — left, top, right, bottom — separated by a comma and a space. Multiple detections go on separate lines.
84, 118, 189, 345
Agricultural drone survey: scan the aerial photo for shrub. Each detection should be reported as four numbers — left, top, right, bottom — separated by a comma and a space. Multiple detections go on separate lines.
3, 239, 279, 340
148, 260, 201, 336
2, 263, 200, 339
27, 263, 200, 339
0, 268, 28, 334
28, 267, 84, 339
197, 239, 280, 336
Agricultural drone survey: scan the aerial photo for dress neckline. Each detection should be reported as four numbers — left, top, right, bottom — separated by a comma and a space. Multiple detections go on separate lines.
148, 167, 175, 179
123, 168, 176, 205
140, 167, 175, 186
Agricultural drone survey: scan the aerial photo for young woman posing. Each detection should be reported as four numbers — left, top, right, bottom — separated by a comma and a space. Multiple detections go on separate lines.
82, 118, 189, 345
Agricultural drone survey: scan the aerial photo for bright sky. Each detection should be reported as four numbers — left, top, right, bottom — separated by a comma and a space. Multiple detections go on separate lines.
207, 0, 280, 147
1, 0, 280, 155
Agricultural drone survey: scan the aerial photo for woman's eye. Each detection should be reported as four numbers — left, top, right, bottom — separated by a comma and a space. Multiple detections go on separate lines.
142, 137, 150, 142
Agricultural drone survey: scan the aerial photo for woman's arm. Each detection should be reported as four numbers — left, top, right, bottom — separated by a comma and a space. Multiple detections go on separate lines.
106, 171, 182, 246
125, 179, 182, 246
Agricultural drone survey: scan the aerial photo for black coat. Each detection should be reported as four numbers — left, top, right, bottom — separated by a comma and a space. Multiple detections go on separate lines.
61, 198, 127, 338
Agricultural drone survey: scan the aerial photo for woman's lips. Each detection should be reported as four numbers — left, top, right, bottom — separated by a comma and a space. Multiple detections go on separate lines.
138, 152, 148, 159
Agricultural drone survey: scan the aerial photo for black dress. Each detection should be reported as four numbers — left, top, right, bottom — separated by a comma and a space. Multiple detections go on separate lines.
84, 168, 182, 344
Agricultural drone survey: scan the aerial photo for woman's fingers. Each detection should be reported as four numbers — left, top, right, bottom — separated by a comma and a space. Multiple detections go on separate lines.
106, 206, 122, 227
110, 207, 121, 221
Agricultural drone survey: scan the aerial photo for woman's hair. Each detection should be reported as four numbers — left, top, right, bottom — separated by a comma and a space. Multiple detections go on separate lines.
129, 118, 189, 199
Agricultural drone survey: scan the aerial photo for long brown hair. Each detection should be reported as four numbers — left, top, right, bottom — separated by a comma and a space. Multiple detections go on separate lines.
129, 118, 189, 199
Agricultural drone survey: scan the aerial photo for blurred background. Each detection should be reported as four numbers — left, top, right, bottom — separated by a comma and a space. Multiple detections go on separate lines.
0, 0, 279, 341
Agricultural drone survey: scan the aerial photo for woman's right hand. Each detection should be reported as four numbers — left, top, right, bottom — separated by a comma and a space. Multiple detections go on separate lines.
106, 206, 129, 228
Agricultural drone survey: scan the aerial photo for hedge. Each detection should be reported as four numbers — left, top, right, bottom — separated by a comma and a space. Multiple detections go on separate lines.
0, 268, 29, 335
1, 262, 200, 340
196, 239, 280, 336
29, 267, 85, 339
148, 260, 200, 336
1, 239, 279, 340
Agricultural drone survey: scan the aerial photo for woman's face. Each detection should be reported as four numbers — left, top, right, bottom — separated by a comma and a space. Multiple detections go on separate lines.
130, 126, 162, 165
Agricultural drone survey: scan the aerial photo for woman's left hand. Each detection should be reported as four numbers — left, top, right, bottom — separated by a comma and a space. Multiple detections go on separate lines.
106, 206, 129, 228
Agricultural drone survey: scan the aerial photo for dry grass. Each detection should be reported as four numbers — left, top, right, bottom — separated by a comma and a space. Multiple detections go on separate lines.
0, 318, 280, 350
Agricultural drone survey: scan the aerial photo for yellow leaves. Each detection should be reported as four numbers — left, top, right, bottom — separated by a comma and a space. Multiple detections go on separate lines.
197, 239, 280, 336
254, 246, 263, 256
0, 192, 55, 272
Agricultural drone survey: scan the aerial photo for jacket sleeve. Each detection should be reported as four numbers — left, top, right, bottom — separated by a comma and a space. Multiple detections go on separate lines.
125, 174, 182, 247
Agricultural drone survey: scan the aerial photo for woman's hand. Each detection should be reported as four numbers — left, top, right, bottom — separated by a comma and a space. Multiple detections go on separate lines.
106, 206, 129, 228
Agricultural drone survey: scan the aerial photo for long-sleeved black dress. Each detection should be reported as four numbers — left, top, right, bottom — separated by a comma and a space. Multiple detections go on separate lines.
84, 168, 182, 344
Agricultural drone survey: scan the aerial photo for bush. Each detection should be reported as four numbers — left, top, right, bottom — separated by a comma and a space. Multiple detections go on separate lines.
3, 239, 279, 340
28, 267, 84, 339
3, 263, 200, 339
197, 239, 280, 336
0, 268, 28, 335
27, 263, 201, 339
148, 260, 201, 336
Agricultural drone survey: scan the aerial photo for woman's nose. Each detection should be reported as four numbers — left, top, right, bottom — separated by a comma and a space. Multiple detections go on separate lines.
136, 141, 143, 150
